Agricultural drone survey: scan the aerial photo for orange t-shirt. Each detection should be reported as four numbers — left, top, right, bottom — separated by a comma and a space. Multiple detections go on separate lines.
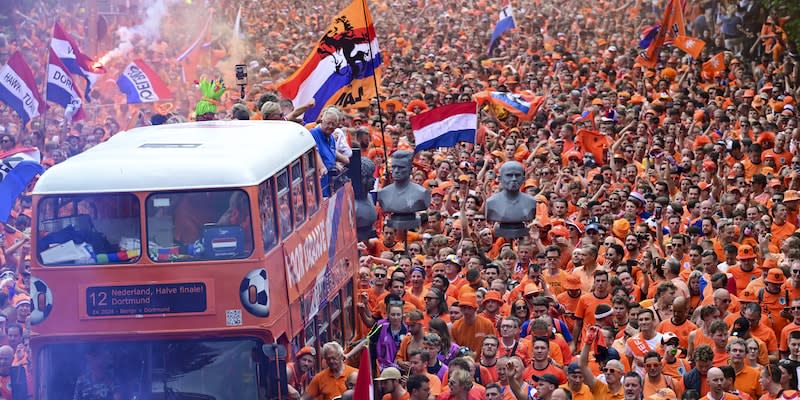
728, 265, 760, 292
704, 393, 738, 400
780, 321, 800, 352
557, 291, 582, 333
691, 329, 715, 351
451, 315, 497, 353
543, 269, 568, 296
305, 365, 358, 400
712, 346, 730, 366
426, 373, 443, 395
376, 292, 425, 314
662, 357, 690, 380
496, 339, 531, 366
644, 375, 684, 399
751, 321, 779, 353
522, 362, 567, 384
575, 292, 612, 340
771, 222, 797, 248
382, 392, 411, 400
735, 364, 763, 399
657, 319, 697, 351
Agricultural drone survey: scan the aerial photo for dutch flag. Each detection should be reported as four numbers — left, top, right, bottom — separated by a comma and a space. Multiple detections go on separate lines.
47, 48, 86, 122
116, 60, 173, 104
0, 52, 46, 125
410, 102, 478, 152
488, 2, 516, 55
51, 22, 105, 101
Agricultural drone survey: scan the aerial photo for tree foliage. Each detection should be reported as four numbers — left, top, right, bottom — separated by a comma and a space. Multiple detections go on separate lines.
761, 0, 800, 48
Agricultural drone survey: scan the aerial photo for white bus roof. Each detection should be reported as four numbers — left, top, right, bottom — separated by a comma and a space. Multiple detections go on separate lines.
34, 120, 317, 195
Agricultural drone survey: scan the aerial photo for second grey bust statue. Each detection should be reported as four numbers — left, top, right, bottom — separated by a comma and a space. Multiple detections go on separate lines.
485, 161, 537, 238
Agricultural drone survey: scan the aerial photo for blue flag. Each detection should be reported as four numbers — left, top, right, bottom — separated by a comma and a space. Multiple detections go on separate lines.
0, 148, 44, 223
488, 4, 516, 55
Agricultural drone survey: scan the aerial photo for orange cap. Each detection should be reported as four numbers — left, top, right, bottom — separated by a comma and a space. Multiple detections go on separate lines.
563, 275, 582, 291
765, 268, 786, 284
738, 289, 757, 303
737, 245, 757, 260
459, 292, 479, 308
482, 290, 504, 306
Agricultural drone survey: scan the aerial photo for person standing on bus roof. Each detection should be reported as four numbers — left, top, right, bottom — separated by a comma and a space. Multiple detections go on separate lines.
302, 342, 357, 400
310, 107, 350, 197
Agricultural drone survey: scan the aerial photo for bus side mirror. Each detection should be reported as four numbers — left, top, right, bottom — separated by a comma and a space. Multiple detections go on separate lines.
261, 344, 289, 399
262, 344, 287, 359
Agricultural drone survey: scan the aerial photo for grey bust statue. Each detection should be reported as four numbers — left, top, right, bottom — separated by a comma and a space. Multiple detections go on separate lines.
377, 150, 430, 230
485, 161, 537, 238
356, 157, 378, 241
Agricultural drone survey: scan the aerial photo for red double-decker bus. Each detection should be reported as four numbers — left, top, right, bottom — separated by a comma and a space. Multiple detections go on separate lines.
29, 121, 359, 399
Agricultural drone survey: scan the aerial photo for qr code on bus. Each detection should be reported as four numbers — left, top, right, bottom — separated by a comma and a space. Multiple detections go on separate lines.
226, 309, 243, 326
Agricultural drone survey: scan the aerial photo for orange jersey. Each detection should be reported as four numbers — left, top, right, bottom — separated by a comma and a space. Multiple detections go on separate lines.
657, 319, 697, 351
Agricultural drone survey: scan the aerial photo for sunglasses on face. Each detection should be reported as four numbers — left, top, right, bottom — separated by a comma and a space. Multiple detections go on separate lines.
602, 368, 621, 374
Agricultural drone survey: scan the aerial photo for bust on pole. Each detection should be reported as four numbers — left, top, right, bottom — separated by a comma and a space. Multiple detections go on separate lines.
377, 150, 430, 230
485, 161, 537, 238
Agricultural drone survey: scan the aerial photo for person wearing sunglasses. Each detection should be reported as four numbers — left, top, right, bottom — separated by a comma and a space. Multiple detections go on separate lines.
0, 134, 15, 152
579, 325, 624, 400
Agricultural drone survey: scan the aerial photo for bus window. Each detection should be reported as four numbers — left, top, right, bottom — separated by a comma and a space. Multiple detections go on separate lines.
330, 293, 343, 345
39, 338, 267, 400
318, 305, 329, 345
258, 179, 278, 252
290, 160, 306, 226
145, 190, 253, 262
343, 281, 355, 342
276, 169, 292, 239
303, 321, 316, 350
304, 151, 319, 214
37, 194, 141, 266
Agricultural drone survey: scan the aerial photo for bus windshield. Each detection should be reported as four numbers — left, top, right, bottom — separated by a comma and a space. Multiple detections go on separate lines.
146, 190, 253, 262
37, 194, 141, 266
39, 338, 266, 400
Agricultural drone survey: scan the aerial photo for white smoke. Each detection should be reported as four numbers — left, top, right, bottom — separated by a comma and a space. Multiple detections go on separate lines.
98, 0, 182, 65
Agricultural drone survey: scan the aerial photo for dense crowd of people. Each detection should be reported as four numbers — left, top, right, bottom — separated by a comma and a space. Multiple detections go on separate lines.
1, 0, 800, 399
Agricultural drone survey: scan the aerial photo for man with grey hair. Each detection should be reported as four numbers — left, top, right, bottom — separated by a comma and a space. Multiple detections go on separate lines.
310, 107, 350, 196
302, 342, 357, 400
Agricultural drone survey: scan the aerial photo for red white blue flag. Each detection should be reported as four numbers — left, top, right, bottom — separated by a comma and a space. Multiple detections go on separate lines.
488, 1, 516, 55
278, 0, 382, 123
116, 60, 173, 104
411, 102, 477, 152
51, 22, 105, 101
47, 48, 86, 122
0, 52, 46, 125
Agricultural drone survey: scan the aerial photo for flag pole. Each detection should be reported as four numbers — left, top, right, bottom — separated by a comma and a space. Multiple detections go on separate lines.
41, 19, 53, 139
359, 0, 391, 184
